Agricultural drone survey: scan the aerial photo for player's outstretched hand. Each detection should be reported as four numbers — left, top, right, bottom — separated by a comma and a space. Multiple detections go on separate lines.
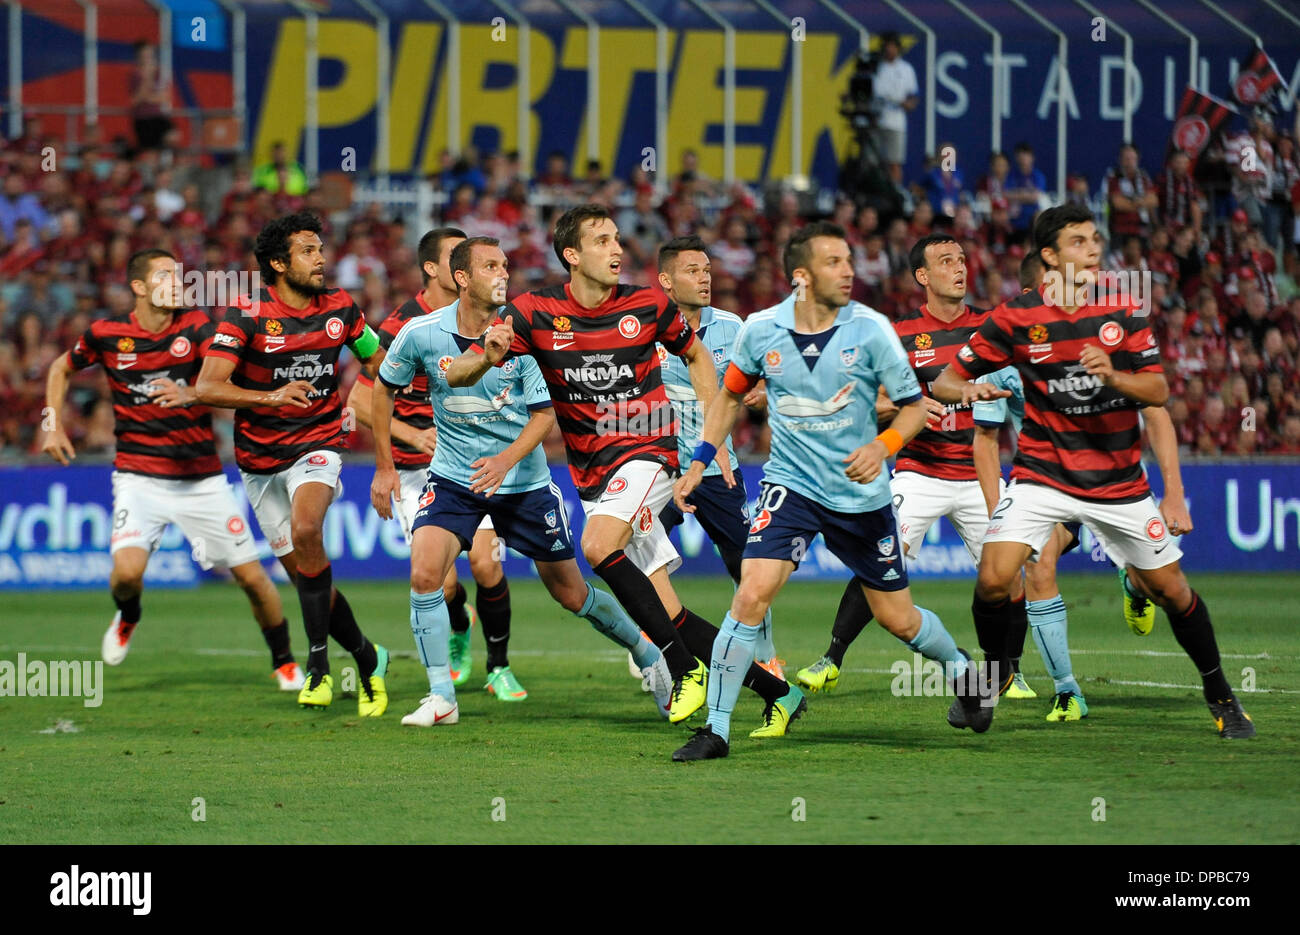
411, 427, 438, 457
1080, 344, 1115, 384
370, 467, 400, 520
147, 377, 196, 408
1160, 496, 1194, 536
483, 319, 514, 364
469, 452, 511, 497
922, 395, 947, 429
673, 469, 703, 513
843, 440, 888, 484
42, 427, 76, 465
958, 381, 1012, 407
268, 380, 314, 409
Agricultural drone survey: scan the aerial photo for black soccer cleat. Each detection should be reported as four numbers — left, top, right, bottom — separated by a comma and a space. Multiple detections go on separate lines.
1209, 697, 1256, 739
947, 649, 995, 733
672, 725, 730, 762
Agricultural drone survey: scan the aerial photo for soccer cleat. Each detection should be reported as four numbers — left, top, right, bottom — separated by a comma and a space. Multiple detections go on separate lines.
641, 655, 673, 719
298, 672, 334, 709
1004, 671, 1037, 699
484, 665, 528, 701
401, 693, 460, 727
757, 656, 787, 680
1208, 697, 1256, 739
449, 629, 472, 687
357, 645, 389, 717
1045, 691, 1089, 722
1119, 568, 1156, 636
947, 650, 995, 733
795, 656, 841, 694
101, 612, 137, 666
671, 725, 729, 762
628, 651, 645, 682
273, 662, 305, 692
668, 661, 708, 723
749, 686, 807, 738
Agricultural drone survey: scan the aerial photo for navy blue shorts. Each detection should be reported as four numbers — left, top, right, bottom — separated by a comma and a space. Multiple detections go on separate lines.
412, 473, 575, 563
658, 469, 750, 554
743, 482, 908, 591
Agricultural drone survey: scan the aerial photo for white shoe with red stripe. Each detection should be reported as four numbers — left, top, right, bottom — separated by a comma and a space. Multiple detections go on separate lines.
273, 662, 305, 691
401, 694, 459, 727
102, 612, 137, 666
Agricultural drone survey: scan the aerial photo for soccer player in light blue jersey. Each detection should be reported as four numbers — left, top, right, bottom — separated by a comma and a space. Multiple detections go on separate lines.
670, 222, 986, 761
652, 236, 784, 679
369, 237, 669, 726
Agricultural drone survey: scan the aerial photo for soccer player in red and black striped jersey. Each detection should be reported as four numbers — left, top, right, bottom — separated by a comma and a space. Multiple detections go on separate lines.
41, 249, 302, 689
796, 233, 1033, 697
934, 203, 1255, 737
196, 212, 391, 717
447, 204, 800, 727
347, 227, 510, 688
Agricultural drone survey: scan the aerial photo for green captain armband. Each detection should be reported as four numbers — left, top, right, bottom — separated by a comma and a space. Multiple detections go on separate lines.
350, 324, 381, 360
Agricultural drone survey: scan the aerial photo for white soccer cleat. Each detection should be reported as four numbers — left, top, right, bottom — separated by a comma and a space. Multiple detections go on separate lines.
641, 656, 673, 720
628, 650, 645, 682
274, 662, 305, 692
102, 612, 137, 666
401, 694, 460, 727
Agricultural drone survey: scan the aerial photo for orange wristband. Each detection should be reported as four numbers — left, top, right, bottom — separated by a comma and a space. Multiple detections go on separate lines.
875, 428, 904, 456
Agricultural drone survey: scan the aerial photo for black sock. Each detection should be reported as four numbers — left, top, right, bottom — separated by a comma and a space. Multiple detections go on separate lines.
296, 567, 333, 675
1006, 595, 1029, 671
330, 588, 377, 675
719, 546, 744, 585
477, 578, 511, 671
261, 619, 294, 669
971, 594, 1012, 686
447, 582, 471, 634
672, 608, 788, 704
113, 592, 142, 625
826, 577, 873, 666
593, 551, 694, 678
1168, 592, 1232, 702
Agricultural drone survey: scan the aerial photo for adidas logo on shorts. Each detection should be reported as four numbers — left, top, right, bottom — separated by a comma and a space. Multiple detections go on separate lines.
550, 540, 565, 552
882, 568, 900, 581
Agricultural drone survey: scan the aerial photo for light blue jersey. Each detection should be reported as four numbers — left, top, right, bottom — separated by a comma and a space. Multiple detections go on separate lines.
731, 294, 922, 512
972, 366, 1025, 438
380, 300, 553, 494
657, 305, 741, 476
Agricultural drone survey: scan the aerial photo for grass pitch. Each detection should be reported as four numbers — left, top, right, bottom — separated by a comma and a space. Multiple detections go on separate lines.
1, 573, 1296, 844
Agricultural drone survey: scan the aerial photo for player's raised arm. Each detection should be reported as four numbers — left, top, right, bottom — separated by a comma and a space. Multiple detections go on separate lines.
932, 362, 1013, 407
41, 352, 79, 465
1079, 344, 1169, 407
446, 317, 513, 387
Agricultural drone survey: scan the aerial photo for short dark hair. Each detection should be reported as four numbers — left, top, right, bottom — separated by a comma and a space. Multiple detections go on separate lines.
553, 204, 612, 271
658, 235, 709, 273
783, 221, 849, 282
1033, 203, 1094, 263
126, 248, 175, 290
1013, 141, 1034, 157
449, 236, 501, 285
418, 227, 466, 284
908, 233, 960, 285
254, 211, 323, 284
1018, 251, 1045, 291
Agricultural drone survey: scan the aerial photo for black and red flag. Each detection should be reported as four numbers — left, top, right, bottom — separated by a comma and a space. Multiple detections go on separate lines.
1233, 45, 1289, 107
1167, 87, 1238, 169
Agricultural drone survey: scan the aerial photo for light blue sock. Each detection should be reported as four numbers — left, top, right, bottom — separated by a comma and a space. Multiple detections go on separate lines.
577, 581, 660, 670
705, 613, 758, 743
1029, 595, 1082, 696
753, 609, 775, 663
411, 588, 455, 700
905, 606, 968, 680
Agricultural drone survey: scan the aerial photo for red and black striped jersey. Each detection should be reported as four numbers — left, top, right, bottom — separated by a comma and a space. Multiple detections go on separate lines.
893, 303, 988, 481
354, 291, 437, 469
476, 283, 695, 499
950, 286, 1164, 502
207, 286, 368, 474
66, 309, 222, 479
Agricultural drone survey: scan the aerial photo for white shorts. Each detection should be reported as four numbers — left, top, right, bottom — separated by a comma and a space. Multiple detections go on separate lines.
110, 471, 259, 570
984, 481, 1183, 571
240, 450, 344, 558
581, 460, 681, 576
394, 466, 494, 545
891, 471, 1003, 563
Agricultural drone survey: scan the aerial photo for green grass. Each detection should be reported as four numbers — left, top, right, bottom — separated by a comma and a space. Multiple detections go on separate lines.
1, 573, 1296, 844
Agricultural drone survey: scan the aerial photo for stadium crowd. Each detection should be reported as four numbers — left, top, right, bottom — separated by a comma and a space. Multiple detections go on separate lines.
3, 113, 1300, 466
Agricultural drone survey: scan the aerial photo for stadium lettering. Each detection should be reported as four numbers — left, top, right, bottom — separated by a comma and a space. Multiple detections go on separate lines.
1226, 479, 1300, 552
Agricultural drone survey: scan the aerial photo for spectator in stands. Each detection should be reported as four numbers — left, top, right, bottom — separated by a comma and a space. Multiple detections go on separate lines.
0, 173, 52, 241
335, 231, 386, 292
252, 141, 309, 197
1107, 143, 1158, 244
1005, 142, 1046, 237
1225, 110, 1275, 233
919, 141, 968, 217
129, 42, 172, 153
871, 32, 919, 186
1157, 149, 1203, 234
713, 216, 756, 280
615, 186, 670, 271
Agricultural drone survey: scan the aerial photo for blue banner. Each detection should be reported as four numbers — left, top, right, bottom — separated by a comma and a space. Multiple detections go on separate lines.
1, 460, 1296, 590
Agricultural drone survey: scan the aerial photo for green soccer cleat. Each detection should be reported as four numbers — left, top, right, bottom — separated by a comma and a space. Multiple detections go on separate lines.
298, 672, 334, 709
1045, 691, 1088, 722
795, 656, 840, 694
449, 629, 472, 687
1003, 671, 1037, 699
1119, 568, 1155, 636
668, 661, 707, 723
1208, 697, 1256, 739
749, 686, 807, 738
358, 645, 388, 718
484, 665, 528, 701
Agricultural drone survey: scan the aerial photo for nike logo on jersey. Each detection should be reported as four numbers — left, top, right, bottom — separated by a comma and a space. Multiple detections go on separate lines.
1029, 354, 1052, 364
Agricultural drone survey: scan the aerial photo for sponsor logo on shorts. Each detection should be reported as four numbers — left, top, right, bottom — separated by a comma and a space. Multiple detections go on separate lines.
325, 317, 344, 340
227, 516, 246, 535
419, 489, 436, 509
637, 507, 654, 533
618, 315, 641, 340
544, 509, 558, 528
270, 534, 290, 551
110, 528, 144, 544
605, 477, 628, 495
1098, 321, 1124, 347
882, 568, 900, 581
307, 454, 330, 466
170, 336, 191, 357
749, 509, 772, 533
550, 539, 565, 551
1146, 517, 1166, 540
878, 535, 896, 557
117, 338, 135, 353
